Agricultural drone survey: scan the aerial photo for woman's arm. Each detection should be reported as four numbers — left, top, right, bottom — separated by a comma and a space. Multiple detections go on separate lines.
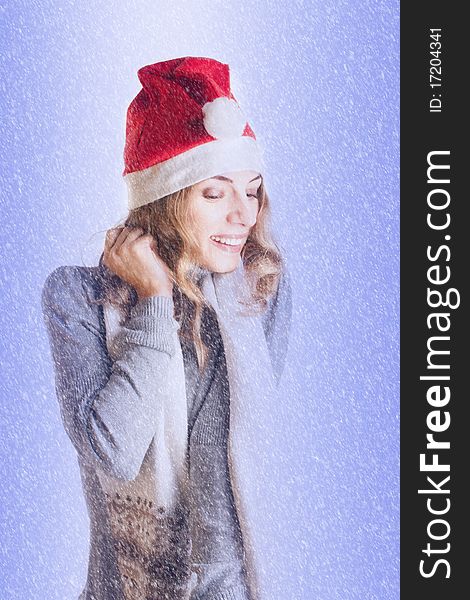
41, 265, 179, 481
262, 265, 293, 387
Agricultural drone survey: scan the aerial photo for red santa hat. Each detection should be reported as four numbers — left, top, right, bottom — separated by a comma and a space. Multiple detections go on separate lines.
123, 56, 263, 210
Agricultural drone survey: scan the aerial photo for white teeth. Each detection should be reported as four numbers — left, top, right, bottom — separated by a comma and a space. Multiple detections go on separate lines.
210, 236, 242, 246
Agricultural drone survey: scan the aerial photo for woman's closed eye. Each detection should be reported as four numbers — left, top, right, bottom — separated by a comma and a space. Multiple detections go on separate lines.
203, 191, 259, 200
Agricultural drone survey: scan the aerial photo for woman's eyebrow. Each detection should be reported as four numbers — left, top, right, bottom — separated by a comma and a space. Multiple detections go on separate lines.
209, 175, 262, 184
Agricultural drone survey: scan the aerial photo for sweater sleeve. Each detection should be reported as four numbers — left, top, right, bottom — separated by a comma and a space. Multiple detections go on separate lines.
41, 265, 180, 482
262, 265, 293, 387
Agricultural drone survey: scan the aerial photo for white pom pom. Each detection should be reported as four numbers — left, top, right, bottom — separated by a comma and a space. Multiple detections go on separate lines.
202, 97, 247, 139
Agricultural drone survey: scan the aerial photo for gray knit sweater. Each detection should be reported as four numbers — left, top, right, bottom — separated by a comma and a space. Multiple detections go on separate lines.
41, 263, 292, 600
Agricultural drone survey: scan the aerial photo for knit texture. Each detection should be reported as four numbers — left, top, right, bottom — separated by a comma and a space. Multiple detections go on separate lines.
182, 305, 250, 599
41, 262, 292, 600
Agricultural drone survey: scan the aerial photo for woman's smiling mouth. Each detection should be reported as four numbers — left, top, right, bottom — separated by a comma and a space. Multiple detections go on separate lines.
209, 235, 246, 253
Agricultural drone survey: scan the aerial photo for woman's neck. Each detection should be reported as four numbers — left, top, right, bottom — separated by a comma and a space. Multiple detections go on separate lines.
190, 264, 212, 288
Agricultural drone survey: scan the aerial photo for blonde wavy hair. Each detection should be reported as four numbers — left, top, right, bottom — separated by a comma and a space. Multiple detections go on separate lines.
96, 179, 285, 372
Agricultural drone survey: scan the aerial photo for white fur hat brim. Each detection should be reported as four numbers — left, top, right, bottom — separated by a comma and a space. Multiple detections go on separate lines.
124, 136, 263, 210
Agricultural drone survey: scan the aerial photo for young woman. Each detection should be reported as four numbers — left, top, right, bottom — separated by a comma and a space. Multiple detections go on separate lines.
42, 57, 292, 600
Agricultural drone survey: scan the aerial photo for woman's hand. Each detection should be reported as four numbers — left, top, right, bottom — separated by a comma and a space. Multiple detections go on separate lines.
103, 226, 174, 300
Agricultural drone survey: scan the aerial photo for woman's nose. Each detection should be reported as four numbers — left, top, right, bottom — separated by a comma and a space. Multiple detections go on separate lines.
227, 191, 257, 227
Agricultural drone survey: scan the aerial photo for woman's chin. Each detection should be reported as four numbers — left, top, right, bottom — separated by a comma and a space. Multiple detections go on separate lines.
200, 255, 240, 274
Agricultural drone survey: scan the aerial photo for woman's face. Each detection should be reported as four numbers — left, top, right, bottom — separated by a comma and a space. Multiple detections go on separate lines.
187, 169, 262, 273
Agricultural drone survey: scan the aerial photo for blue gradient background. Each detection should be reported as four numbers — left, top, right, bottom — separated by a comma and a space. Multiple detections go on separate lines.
0, 1, 399, 598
